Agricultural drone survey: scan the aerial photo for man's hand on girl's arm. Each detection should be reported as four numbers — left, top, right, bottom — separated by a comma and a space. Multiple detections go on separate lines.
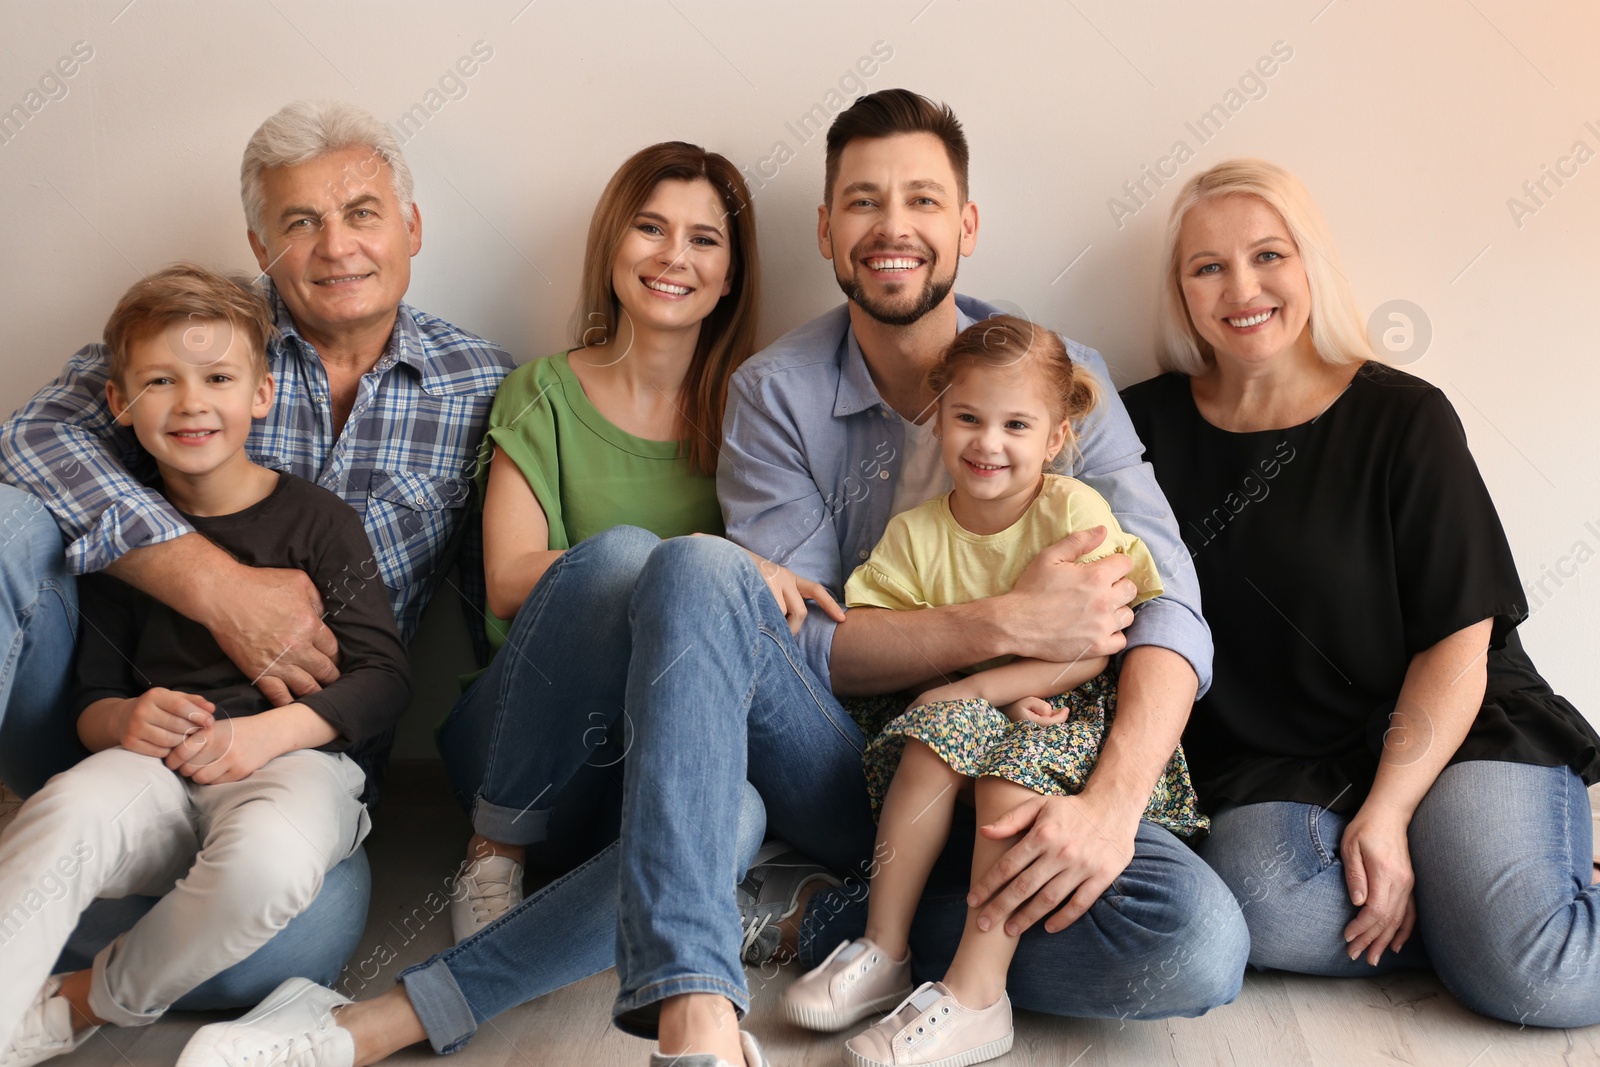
830, 526, 1134, 696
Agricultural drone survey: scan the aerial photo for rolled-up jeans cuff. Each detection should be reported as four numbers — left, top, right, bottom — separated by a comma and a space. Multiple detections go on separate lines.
87, 940, 161, 1029
612, 975, 749, 1039
400, 956, 478, 1054
470, 798, 551, 847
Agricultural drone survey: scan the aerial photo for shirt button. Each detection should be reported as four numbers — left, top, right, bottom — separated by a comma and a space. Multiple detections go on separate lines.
878, 470, 889, 479
859, 550, 869, 560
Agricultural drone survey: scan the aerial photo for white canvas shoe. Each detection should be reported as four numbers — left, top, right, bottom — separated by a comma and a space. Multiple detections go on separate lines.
450, 852, 525, 942
176, 978, 354, 1067
0, 978, 97, 1067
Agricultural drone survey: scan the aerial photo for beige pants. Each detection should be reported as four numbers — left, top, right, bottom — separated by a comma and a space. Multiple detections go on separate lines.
0, 747, 368, 1035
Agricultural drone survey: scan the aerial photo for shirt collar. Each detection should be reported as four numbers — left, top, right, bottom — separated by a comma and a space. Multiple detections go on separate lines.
266, 280, 427, 377
832, 294, 988, 418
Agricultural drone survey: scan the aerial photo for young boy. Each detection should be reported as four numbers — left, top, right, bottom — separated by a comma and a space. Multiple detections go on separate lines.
0, 264, 410, 1066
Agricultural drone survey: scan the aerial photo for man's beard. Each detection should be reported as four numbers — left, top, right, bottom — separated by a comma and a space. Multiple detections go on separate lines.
836, 256, 958, 327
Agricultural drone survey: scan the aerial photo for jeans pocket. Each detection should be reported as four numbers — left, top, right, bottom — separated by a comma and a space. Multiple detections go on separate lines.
1306, 805, 1338, 870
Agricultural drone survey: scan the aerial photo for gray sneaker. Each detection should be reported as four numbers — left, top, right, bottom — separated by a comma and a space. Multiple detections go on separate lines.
737, 841, 842, 965
649, 1030, 767, 1067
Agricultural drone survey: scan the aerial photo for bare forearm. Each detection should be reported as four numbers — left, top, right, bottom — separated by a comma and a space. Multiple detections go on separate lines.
486, 548, 565, 621
1363, 621, 1490, 822
830, 601, 1008, 696
924, 656, 1110, 707
252, 703, 340, 757
1080, 645, 1197, 818
104, 532, 239, 626
77, 697, 132, 752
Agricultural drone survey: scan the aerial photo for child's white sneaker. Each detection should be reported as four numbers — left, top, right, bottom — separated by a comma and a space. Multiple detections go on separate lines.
782, 937, 912, 1032
176, 977, 353, 1067
845, 981, 1013, 1067
450, 853, 524, 942
0, 978, 97, 1067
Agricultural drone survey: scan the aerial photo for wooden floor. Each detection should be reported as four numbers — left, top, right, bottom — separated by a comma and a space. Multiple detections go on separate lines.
5, 768, 1599, 1067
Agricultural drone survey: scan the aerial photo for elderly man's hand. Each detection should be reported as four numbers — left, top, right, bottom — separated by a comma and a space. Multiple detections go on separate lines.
207, 564, 341, 705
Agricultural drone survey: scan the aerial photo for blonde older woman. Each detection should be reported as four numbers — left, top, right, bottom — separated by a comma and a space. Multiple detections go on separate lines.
1121, 158, 1600, 1027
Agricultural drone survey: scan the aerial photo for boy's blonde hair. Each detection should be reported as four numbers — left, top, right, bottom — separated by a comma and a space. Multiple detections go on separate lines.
103, 264, 276, 384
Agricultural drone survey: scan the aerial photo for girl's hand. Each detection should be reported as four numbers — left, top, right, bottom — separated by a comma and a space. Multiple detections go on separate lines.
1001, 696, 1064, 724
739, 548, 846, 635
1340, 804, 1417, 965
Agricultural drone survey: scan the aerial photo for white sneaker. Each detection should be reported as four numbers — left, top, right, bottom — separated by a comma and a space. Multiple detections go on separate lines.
450, 852, 525, 942
0, 978, 97, 1067
783, 937, 912, 1031
176, 978, 353, 1067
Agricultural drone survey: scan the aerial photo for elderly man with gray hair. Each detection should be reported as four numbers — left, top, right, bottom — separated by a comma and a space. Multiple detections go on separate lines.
0, 99, 512, 1025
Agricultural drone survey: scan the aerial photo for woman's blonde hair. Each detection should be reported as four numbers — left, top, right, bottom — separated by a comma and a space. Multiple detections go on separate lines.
1158, 158, 1373, 375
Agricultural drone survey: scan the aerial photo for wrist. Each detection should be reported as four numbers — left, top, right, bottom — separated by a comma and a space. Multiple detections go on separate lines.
1077, 769, 1151, 828
1354, 792, 1419, 828
265, 702, 337, 752
188, 556, 248, 631
972, 595, 1014, 662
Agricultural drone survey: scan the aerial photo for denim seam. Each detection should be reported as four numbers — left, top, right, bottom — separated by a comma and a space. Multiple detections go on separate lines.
436, 844, 615, 964
1306, 805, 1336, 869
398, 957, 478, 1054
756, 624, 864, 756
474, 549, 583, 833
614, 974, 751, 1018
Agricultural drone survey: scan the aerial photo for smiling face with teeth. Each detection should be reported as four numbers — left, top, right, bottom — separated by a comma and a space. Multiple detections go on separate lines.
107, 320, 275, 502
935, 360, 1072, 535
1177, 194, 1316, 373
608, 177, 734, 343
248, 146, 422, 357
818, 132, 977, 328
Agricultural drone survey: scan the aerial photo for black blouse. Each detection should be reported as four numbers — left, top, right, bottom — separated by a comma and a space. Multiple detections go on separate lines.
1121, 363, 1599, 813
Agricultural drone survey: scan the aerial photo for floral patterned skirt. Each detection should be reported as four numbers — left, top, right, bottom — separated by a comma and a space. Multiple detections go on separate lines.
845, 672, 1208, 839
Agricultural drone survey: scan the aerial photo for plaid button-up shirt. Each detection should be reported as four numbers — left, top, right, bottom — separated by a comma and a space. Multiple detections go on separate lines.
0, 285, 514, 647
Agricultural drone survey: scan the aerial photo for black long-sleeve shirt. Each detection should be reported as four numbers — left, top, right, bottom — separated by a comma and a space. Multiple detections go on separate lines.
71, 473, 411, 802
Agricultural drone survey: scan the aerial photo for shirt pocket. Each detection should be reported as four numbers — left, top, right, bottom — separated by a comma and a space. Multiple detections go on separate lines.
364, 469, 473, 591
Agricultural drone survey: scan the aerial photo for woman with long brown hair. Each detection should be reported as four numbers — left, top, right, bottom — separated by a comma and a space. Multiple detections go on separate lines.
181, 142, 833, 1066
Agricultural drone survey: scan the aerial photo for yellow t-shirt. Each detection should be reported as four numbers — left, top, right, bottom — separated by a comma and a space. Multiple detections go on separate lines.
845, 474, 1163, 624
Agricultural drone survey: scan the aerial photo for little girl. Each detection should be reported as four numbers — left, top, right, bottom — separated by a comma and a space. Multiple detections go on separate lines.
783, 315, 1207, 1067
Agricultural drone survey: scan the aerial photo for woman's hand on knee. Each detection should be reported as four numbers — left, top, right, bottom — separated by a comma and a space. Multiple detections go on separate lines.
1340, 806, 1417, 965
737, 547, 845, 634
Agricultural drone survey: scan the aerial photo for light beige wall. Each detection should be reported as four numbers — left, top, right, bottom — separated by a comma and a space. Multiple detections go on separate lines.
3, 1, 1596, 748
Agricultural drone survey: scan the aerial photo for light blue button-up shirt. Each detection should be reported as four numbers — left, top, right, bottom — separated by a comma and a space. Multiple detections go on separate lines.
719, 294, 1212, 696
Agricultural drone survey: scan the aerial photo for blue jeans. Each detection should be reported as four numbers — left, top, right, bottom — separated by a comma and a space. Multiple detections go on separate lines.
1200, 760, 1600, 1027
613, 535, 1248, 1034
417, 526, 766, 1054
0, 482, 368, 1008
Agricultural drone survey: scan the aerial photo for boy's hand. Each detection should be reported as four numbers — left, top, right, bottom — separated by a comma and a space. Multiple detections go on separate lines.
116, 688, 214, 758
165, 714, 281, 784
1001, 696, 1065, 724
